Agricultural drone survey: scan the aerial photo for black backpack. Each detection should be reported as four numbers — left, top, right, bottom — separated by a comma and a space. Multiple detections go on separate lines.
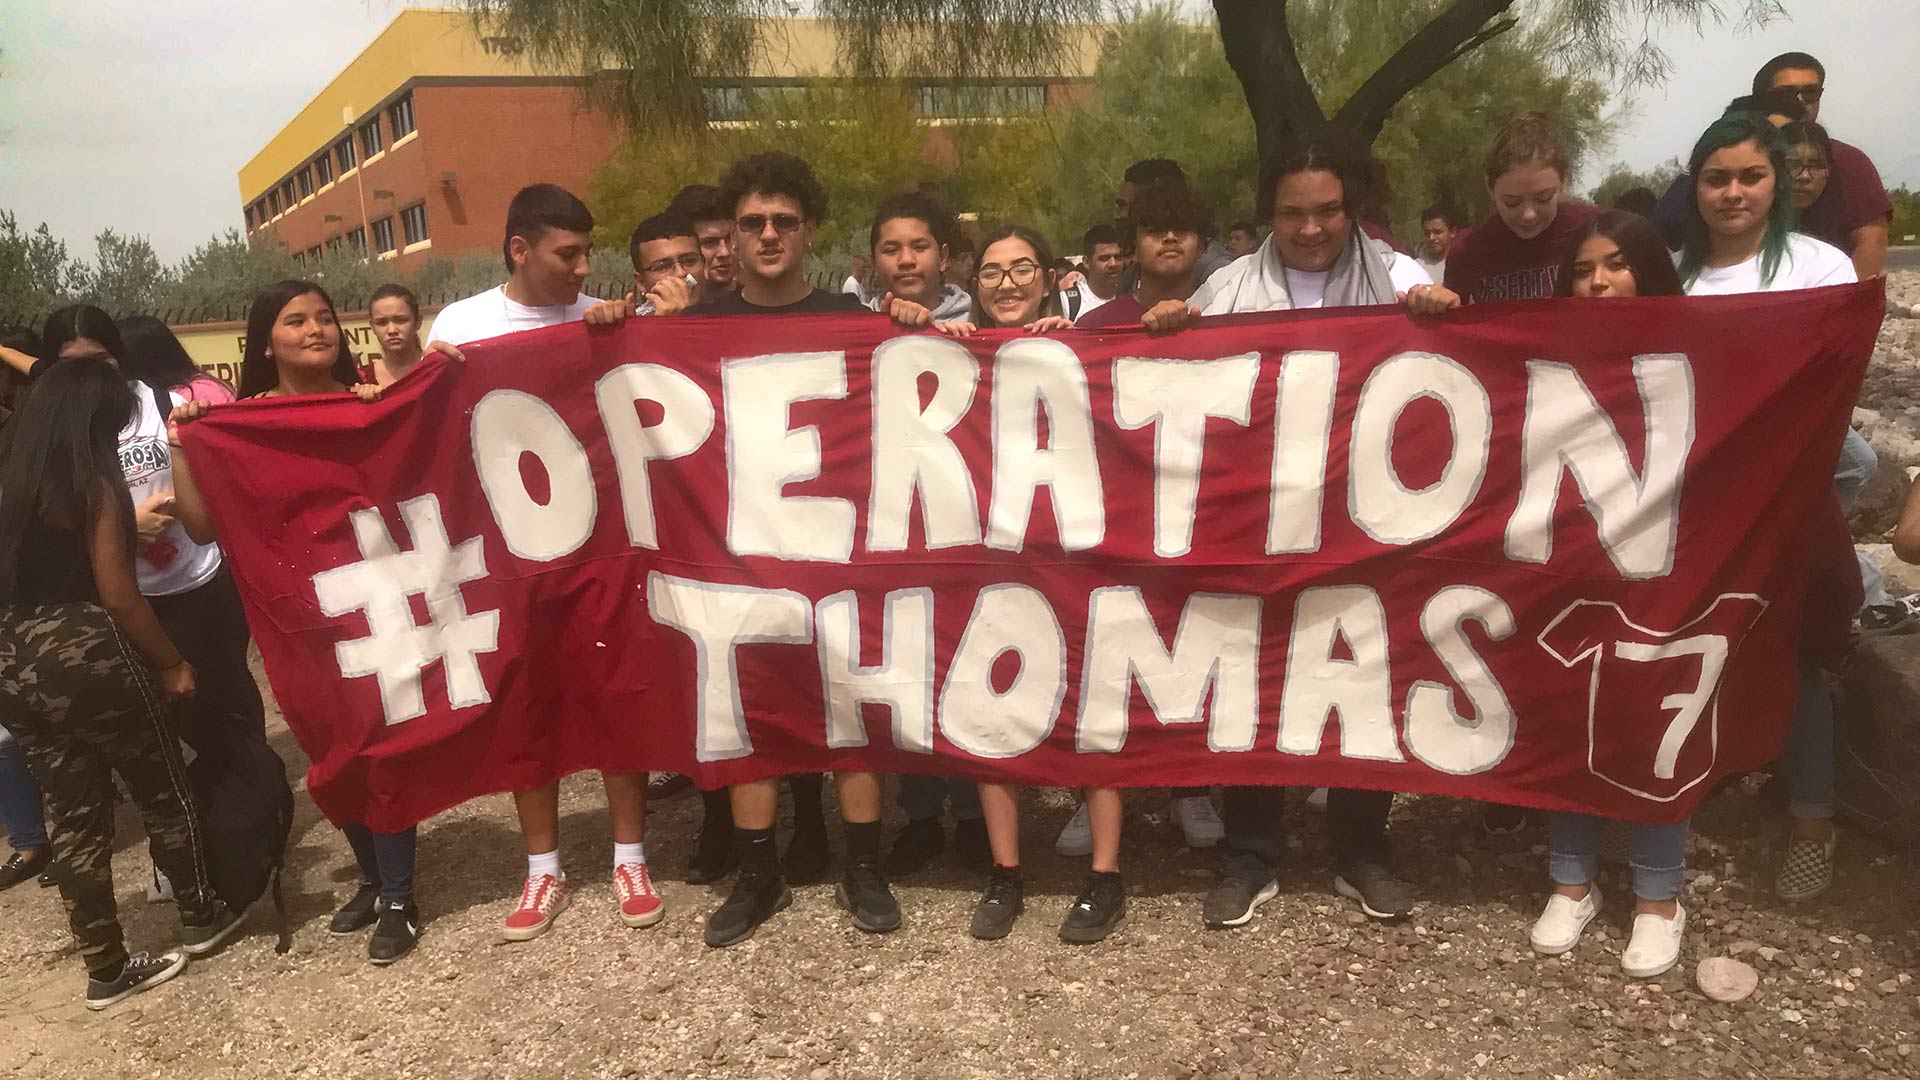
186, 730, 295, 953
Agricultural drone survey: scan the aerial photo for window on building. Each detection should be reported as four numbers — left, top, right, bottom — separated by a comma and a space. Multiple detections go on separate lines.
244, 207, 255, 231
296, 167, 314, 200
346, 226, 367, 252
267, 191, 281, 216
916, 83, 1046, 119
306, 244, 323, 261
702, 86, 748, 122
372, 216, 397, 253
360, 118, 383, 159
388, 94, 416, 140
280, 180, 297, 209
326, 235, 343, 254
315, 153, 333, 186
400, 202, 430, 247
335, 137, 356, 174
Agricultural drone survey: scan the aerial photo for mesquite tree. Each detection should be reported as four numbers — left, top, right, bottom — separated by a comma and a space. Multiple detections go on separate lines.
464, 0, 1780, 161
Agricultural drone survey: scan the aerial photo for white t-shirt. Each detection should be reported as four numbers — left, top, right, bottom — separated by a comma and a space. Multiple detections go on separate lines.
124, 381, 223, 597
425, 285, 595, 347
842, 275, 867, 302
1278, 256, 1431, 310
1060, 283, 1115, 320
1681, 233, 1857, 296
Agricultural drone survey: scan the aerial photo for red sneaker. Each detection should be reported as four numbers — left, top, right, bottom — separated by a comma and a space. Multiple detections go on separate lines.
615, 862, 665, 928
502, 874, 571, 941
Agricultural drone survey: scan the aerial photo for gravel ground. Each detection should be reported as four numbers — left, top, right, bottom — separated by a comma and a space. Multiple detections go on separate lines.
5, 273, 1920, 1080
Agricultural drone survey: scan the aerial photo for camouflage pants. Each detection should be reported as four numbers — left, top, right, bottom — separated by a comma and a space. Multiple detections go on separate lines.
0, 603, 215, 975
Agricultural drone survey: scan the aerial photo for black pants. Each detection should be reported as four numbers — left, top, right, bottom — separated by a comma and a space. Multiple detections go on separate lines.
1217, 786, 1393, 882
148, 566, 266, 754
0, 603, 216, 975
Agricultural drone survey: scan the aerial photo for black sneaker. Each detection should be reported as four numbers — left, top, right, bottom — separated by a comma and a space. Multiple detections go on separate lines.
0, 847, 50, 891
328, 883, 380, 935
180, 902, 248, 956
1203, 875, 1279, 929
86, 951, 187, 1011
783, 826, 831, 885
884, 818, 946, 878
685, 824, 738, 884
835, 857, 902, 933
704, 864, 792, 948
953, 818, 990, 871
1059, 871, 1127, 944
969, 865, 1024, 940
647, 772, 695, 800
368, 900, 420, 965
1334, 861, 1414, 921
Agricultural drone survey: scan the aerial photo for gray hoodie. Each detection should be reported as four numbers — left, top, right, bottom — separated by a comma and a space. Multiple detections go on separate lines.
868, 281, 974, 322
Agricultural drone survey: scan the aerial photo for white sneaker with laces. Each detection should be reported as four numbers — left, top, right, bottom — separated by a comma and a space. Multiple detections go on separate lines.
1171, 796, 1224, 849
1054, 803, 1093, 857
1529, 886, 1601, 956
1622, 904, 1685, 979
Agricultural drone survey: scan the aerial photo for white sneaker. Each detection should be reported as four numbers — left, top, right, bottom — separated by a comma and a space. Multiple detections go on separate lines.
1305, 788, 1329, 812
1171, 796, 1224, 849
1529, 886, 1601, 956
1622, 904, 1686, 979
1054, 803, 1093, 857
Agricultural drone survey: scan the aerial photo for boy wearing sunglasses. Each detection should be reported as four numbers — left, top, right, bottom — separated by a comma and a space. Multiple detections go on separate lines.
689, 152, 868, 316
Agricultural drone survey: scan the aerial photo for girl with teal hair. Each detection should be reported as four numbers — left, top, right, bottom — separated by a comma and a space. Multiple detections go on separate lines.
1678, 109, 1853, 294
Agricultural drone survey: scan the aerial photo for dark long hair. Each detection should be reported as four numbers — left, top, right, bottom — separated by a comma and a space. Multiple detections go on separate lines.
238, 280, 355, 398
40, 304, 126, 367
969, 224, 1064, 327
1677, 111, 1795, 287
0, 359, 134, 601
118, 314, 228, 394
1555, 210, 1685, 298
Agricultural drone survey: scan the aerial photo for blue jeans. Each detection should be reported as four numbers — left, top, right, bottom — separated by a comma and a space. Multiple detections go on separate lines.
1835, 430, 1891, 608
897, 775, 982, 822
341, 823, 418, 905
0, 733, 48, 852
1548, 813, 1689, 901
1788, 657, 1835, 822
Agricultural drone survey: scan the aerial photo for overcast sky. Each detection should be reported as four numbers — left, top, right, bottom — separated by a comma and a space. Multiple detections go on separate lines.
2, 0, 1914, 265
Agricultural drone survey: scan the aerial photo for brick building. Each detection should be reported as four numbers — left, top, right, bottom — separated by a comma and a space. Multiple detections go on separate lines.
239, 9, 1102, 275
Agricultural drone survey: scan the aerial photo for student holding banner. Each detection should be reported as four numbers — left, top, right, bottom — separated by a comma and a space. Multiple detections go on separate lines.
1531, 210, 1694, 977
1675, 109, 1858, 905
1443, 113, 1600, 305
667, 152, 897, 948
1188, 134, 1439, 927
422, 184, 667, 943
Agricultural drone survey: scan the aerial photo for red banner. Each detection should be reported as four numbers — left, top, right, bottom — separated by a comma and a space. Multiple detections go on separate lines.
182, 283, 1883, 832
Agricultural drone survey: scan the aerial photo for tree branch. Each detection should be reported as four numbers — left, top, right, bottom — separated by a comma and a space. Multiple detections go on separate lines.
1213, 0, 1326, 161
1331, 0, 1519, 141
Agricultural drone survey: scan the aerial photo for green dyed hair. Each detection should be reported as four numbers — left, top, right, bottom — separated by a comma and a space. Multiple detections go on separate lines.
1678, 111, 1797, 287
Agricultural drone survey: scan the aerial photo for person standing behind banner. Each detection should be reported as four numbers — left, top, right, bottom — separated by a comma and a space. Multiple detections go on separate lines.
166, 279, 426, 964
360, 284, 427, 386
418, 184, 665, 943
117, 316, 236, 406
0, 359, 244, 1010
1444, 112, 1602, 304
1675, 110, 1857, 905
657, 152, 893, 950
582, 213, 706, 326
666, 183, 739, 306
1753, 51, 1890, 279
1530, 210, 1694, 978
1176, 133, 1449, 929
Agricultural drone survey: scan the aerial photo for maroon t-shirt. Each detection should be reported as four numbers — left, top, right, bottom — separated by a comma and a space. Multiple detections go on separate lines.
1074, 294, 1147, 329
1799, 138, 1892, 252
1443, 202, 1602, 304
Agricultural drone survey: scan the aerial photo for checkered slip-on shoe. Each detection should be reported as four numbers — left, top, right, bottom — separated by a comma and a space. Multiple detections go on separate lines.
1774, 831, 1837, 902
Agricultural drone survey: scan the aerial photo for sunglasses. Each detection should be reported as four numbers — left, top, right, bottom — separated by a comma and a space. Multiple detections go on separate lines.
736, 213, 804, 235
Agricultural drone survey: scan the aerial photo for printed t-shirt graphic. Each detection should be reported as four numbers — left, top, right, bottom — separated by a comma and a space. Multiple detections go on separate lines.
1539, 594, 1768, 803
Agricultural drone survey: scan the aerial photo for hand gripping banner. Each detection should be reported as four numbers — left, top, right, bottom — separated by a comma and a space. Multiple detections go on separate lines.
181, 282, 1884, 832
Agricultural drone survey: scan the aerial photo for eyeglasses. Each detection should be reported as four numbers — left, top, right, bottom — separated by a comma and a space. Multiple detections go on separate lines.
977, 261, 1041, 288
1788, 159, 1831, 177
643, 253, 705, 275
735, 213, 804, 235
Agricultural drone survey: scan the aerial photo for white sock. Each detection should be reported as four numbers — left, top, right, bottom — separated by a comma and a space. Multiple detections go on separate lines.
527, 849, 562, 881
613, 842, 645, 868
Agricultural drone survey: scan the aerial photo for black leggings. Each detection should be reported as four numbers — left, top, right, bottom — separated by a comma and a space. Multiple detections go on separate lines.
148, 566, 266, 754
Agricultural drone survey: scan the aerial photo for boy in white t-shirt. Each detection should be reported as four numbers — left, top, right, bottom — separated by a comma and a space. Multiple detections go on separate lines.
431, 184, 665, 942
